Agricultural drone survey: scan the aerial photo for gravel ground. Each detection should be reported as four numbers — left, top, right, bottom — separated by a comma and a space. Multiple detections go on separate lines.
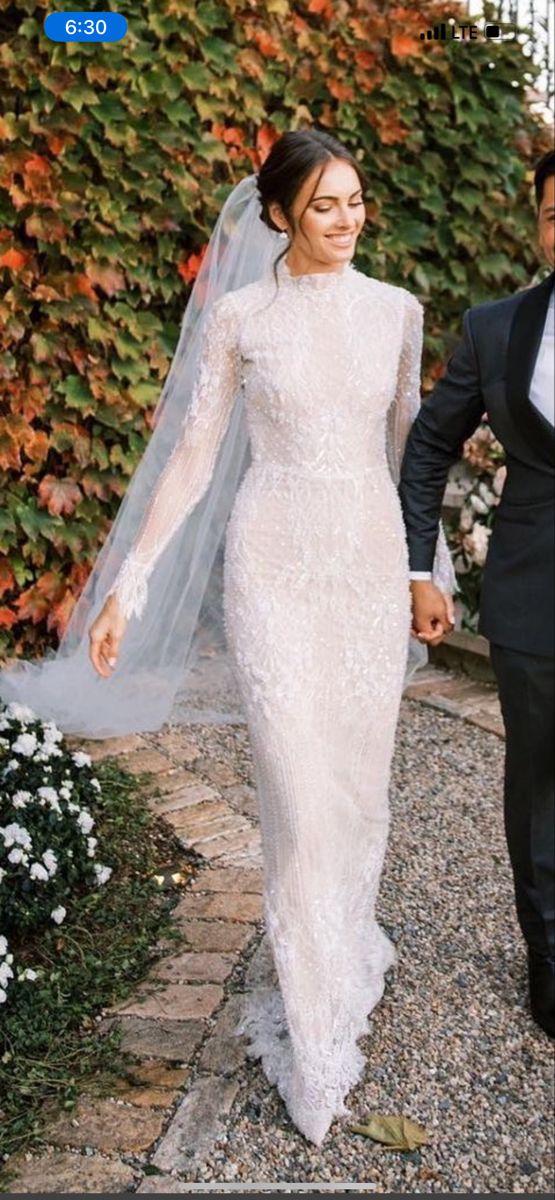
177, 701, 554, 1193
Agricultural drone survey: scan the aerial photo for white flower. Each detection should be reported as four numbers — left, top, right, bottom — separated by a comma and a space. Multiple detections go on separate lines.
37, 786, 58, 804
43, 721, 63, 743
464, 522, 492, 568
29, 862, 49, 882
59, 787, 72, 800
77, 810, 94, 835
90, 778, 101, 793
4, 759, 19, 772
12, 731, 38, 757
72, 751, 92, 768
0, 716, 9, 731
51, 905, 66, 924
86, 837, 98, 858
1, 822, 32, 849
478, 481, 496, 507
0, 936, 8, 956
0, 960, 14, 987
0, 868, 5, 883
12, 790, 31, 809
6, 702, 37, 722
18, 967, 38, 982
42, 849, 58, 875
0, 988, 7, 1004
94, 864, 112, 886
7, 847, 24, 864
469, 494, 489, 515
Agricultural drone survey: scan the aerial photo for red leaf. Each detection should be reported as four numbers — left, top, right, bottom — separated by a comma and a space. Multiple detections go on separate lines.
178, 247, 206, 285
256, 122, 280, 164
0, 248, 28, 271
308, 0, 334, 16
0, 558, 15, 600
24, 154, 51, 177
15, 586, 50, 624
0, 606, 17, 628
38, 475, 83, 516
328, 79, 355, 102
390, 33, 420, 57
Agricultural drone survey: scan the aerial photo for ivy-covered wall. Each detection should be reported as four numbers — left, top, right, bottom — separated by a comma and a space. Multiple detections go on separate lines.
0, 0, 551, 658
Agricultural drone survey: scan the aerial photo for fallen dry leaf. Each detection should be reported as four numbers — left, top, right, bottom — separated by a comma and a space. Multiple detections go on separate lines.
351, 1112, 432, 1151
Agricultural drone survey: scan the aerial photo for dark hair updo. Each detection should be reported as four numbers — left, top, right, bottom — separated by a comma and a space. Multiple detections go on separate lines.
256, 129, 368, 279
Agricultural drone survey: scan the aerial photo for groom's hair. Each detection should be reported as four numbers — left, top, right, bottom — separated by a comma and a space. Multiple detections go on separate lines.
534, 149, 555, 208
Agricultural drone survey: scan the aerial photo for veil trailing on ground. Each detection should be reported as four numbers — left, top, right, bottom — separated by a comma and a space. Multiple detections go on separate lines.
0, 172, 426, 738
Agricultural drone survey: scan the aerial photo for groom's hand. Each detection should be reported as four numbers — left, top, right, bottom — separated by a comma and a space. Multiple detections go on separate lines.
410, 580, 454, 647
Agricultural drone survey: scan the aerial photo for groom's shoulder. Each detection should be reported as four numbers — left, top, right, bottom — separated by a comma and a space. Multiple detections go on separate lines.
466, 280, 537, 329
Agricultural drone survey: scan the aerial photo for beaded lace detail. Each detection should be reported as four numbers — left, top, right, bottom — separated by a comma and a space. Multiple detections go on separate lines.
106, 259, 455, 1144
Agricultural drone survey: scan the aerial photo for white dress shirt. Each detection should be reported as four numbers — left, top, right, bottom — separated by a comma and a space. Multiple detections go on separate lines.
529, 286, 554, 427
409, 284, 555, 583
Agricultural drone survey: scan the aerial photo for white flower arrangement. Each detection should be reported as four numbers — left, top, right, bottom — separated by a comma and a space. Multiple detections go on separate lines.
0, 701, 114, 1006
447, 425, 506, 630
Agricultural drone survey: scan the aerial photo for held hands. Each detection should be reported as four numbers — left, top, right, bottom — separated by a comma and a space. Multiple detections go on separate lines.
409, 580, 455, 648
88, 594, 128, 678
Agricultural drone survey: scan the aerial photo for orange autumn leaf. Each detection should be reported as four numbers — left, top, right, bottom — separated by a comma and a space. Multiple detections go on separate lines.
0, 558, 15, 600
24, 154, 51, 177
390, 33, 421, 57
0, 247, 28, 271
328, 79, 355, 102
48, 588, 76, 636
308, 0, 334, 17
178, 246, 206, 285
72, 273, 97, 301
252, 29, 281, 57
35, 570, 66, 601
256, 122, 280, 164
38, 475, 83, 516
355, 50, 377, 69
46, 134, 66, 155
15, 586, 50, 624
0, 607, 17, 628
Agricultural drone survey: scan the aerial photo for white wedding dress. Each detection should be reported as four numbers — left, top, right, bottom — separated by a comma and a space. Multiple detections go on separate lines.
107, 255, 454, 1145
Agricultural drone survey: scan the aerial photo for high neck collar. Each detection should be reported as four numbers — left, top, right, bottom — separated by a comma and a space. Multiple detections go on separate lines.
275, 255, 354, 293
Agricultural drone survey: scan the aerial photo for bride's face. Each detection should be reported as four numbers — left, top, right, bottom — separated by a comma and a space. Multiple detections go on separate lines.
271, 158, 366, 271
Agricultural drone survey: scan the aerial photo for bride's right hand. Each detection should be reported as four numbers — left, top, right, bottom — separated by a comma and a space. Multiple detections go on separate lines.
89, 595, 129, 678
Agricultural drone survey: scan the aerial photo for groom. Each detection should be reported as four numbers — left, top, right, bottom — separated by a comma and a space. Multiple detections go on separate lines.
399, 149, 555, 1038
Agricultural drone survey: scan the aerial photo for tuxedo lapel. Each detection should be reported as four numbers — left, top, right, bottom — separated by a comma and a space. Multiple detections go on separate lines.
506, 270, 555, 467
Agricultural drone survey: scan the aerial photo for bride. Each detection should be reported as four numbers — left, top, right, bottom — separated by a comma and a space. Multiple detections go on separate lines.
0, 129, 455, 1145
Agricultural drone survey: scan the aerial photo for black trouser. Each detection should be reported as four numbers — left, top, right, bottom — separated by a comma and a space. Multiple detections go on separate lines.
490, 643, 554, 960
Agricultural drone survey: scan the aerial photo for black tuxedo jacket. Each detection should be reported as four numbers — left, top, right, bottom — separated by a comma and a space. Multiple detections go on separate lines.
399, 271, 555, 657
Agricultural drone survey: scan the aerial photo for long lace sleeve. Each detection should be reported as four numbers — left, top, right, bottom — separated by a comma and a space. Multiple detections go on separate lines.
106, 291, 242, 620
387, 291, 457, 594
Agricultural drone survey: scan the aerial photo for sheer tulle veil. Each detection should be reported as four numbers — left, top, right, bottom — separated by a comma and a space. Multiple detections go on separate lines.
0, 172, 425, 737
0, 174, 286, 735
